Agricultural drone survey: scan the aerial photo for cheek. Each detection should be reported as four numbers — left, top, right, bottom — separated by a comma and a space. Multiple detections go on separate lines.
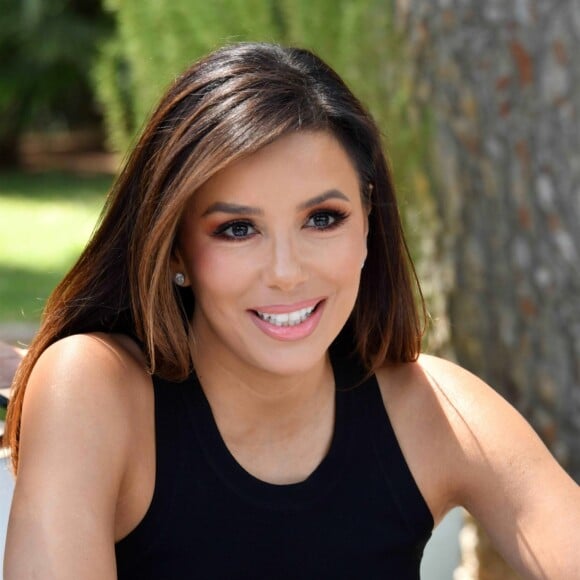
186, 241, 254, 300
311, 226, 367, 276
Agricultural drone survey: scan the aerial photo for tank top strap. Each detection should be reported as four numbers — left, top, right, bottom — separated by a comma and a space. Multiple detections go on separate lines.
330, 330, 433, 534
115, 373, 189, 567
358, 372, 434, 535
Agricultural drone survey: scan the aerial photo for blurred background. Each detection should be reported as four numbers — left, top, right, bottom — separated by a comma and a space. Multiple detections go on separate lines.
1, 1, 579, 578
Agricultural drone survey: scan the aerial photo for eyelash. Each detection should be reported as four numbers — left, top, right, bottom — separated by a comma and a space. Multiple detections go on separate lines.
305, 209, 349, 231
212, 209, 350, 241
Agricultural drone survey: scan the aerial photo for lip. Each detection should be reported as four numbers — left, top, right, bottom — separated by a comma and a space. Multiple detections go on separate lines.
249, 297, 324, 315
249, 299, 326, 341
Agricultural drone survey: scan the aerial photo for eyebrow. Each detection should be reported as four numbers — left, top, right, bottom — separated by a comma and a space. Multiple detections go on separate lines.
202, 189, 350, 217
202, 202, 263, 217
298, 189, 350, 210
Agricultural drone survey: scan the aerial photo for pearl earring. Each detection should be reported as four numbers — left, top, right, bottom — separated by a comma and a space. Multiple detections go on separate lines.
174, 272, 186, 286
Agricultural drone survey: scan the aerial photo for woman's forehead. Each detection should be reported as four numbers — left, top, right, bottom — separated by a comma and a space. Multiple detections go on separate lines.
188, 130, 361, 210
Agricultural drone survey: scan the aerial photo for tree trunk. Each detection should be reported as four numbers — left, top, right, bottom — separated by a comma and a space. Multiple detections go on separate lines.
397, 1, 580, 577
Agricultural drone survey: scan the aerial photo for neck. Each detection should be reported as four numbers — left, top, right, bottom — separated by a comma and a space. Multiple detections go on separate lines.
190, 339, 335, 444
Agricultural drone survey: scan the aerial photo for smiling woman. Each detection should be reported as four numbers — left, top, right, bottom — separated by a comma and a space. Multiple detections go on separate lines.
4, 43, 580, 580
174, 131, 368, 377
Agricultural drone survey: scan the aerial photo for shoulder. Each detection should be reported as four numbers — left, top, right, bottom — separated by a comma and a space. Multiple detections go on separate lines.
18, 332, 153, 493
24, 332, 150, 438
5, 333, 154, 576
28, 331, 149, 405
375, 353, 532, 464
30, 331, 147, 386
372, 355, 476, 523
374, 354, 580, 558
392, 354, 543, 474
377, 355, 537, 494
373, 354, 543, 522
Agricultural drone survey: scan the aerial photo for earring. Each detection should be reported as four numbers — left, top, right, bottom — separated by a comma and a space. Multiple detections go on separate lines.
174, 272, 186, 286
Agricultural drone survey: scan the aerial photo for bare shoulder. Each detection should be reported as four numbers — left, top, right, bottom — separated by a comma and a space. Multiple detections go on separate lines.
22, 332, 150, 448
377, 354, 580, 576
19, 331, 150, 474
20, 331, 154, 484
412, 353, 551, 475
29, 331, 148, 392
376, 353, 560, 496
5, 333, 153, 578
374, 353, 570, 516
378, 353, 541, 456
373, 355, 471, 523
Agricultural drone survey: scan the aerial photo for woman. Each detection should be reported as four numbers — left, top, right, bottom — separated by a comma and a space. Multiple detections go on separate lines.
4, 43, 579, 579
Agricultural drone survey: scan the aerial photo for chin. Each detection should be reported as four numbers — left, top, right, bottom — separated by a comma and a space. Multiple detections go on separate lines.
243, 341, 332, 377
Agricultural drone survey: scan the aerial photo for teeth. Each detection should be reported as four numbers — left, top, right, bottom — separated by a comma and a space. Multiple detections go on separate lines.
256, 305, 316, 327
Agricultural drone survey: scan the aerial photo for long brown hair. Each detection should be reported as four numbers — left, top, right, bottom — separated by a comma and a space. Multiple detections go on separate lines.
6, 42, 424, 471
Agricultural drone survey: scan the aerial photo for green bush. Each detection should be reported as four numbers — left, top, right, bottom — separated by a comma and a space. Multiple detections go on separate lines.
0, 0, 113, 165
93, 0, 434, 258
94, 0, 284, 152
94, 1, 415, 155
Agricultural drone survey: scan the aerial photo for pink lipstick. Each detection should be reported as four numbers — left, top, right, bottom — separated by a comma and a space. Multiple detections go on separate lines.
249, 299, 325, 341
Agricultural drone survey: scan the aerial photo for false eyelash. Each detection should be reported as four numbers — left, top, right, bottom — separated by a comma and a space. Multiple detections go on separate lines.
305, 208, 350, 230
211, 219, 257, 240
211, 208, 351, 241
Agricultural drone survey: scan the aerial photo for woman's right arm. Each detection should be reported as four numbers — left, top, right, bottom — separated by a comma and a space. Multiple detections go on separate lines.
4, 334, 135, 580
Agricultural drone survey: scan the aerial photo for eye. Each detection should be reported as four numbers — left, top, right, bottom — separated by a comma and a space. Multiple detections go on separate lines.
213, 220, 257, 240
305, 210, 349, 230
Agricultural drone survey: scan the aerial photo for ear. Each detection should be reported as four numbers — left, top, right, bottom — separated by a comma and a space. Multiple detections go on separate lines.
170, 246, 191, 287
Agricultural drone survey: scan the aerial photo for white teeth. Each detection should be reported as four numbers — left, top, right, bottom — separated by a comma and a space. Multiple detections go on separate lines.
256, 305, 316, 327
288, 311, 301, 323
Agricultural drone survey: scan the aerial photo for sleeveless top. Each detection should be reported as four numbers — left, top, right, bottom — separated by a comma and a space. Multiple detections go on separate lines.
115, 340, 433, 579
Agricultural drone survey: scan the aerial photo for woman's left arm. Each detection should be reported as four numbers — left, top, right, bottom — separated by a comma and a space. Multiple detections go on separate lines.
419, 355, 580, 579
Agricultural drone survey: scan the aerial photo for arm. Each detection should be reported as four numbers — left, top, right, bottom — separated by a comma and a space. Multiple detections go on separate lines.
418, 355, 580, 580
4, 334, 136, 580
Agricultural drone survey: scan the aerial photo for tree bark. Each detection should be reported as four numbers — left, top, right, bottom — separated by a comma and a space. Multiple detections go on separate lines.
397, 0, 580, 577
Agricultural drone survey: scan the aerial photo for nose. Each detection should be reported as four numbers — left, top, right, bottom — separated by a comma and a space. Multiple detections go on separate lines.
263, 235, 308, 291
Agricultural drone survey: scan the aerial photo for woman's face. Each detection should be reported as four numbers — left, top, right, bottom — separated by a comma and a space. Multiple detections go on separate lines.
174, 130, 368, 377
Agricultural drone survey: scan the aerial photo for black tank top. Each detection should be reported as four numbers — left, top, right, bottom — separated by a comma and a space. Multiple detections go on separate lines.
115, 341, 433, 579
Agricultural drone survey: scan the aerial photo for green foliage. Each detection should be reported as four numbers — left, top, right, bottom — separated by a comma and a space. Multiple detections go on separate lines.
95, 0, 283, 151
94, 0, 434, 267
94, 1, 430, 198
0, 0, 113, 163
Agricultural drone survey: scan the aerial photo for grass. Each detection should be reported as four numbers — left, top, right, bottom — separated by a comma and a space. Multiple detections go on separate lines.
0, 171, 112, 323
